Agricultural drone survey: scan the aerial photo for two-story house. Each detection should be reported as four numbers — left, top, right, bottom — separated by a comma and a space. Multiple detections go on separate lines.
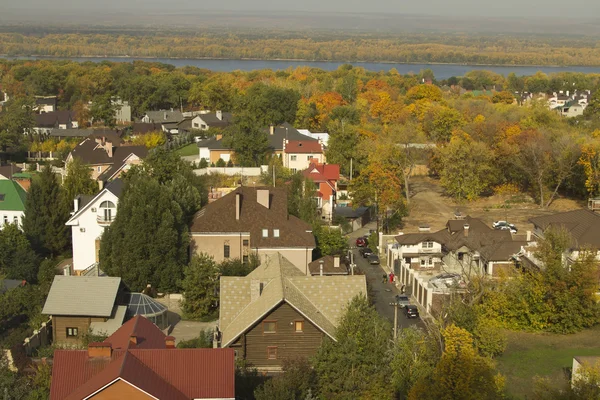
219, 253, 366, 371
0, 179, 27, 230
140, 110, 184, 134
65, 134, 147, 184
50, 315, 235, 400
33, 110, 78, 135
181, 110, 233, 132
282, 139, 325, 172
190, 187, 316, 273
66, 179, 122, 273
302, 162, 339, 222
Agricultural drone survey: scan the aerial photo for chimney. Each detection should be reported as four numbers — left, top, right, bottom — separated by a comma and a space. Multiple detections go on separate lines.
269, 125, 275, 135
165, 336, 175, 349
250, 279, 262, 302
257, 189, 270, 209
129, 335, 137, 346
88, 342, 112, 358
73, 197, 79, 213
526, 230, 532, 242
319, 260, 324, 276
333, 256, 340, 269
463, 224, 470, 237
164, 112, 167, 120
216, 110, 222, 120
235, 192, 241, 220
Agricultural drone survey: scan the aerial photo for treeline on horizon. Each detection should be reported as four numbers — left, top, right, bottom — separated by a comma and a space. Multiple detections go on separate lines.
2, 29, 600, 66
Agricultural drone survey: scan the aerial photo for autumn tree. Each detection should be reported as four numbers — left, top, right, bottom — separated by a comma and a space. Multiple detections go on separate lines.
438, 133, 496, 201
0, 96, 34, 152
90, 94, 118, 128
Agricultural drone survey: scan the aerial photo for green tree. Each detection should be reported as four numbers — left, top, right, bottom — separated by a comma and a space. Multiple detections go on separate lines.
325, 123, 364, 178
236, 83, 300, 126
188, 78, 236, 111
63, 156, 97, 206
90, 94, 118, 128
222, 115, 270, 167
99, 170, 189, 291
313, 225, 347, 258
438, 134, 496, 201
255, 358, 316, 400
22, 165, 71, 257
0, 96, 34, 152
0, 224, 39, 283
180, 254, 220, 319
287, 174, 318, 224
313, 296, 393, 399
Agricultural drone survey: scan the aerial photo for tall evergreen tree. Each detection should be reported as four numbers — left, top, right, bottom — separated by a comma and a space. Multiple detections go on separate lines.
22, 165, 71, 257
62, 156, 98, 207
99, 170, 189, 292
0, 224, 40, 282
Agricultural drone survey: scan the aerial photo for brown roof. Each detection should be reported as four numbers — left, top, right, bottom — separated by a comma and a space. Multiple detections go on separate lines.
190, 186, 315, 249
50, 316, 235, 400
308, 255, 349, 275
133, 122, 162, 135
104, 315, 167, 350
0, 164, 22, 179
395, 229, 451, 246
97, 145, 148, 181
35, 110, 75, 128
69, 138, 113, 165
530, 209, 600, 249
284, 140, 323, 154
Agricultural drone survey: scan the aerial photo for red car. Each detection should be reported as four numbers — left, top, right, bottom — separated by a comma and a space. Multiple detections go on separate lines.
356, 237, 368, 247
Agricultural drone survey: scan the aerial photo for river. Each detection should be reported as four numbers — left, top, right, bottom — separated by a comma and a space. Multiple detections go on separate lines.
3, 56, 600, 79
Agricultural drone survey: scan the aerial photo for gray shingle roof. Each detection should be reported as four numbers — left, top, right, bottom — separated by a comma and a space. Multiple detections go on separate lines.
141, 111, 184, 124
219, 253, 366, 347
530, 209, 600, 249
42, 276, 121, 317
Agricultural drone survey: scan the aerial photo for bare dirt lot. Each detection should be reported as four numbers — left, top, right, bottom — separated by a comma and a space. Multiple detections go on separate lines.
403, 176, 584, 234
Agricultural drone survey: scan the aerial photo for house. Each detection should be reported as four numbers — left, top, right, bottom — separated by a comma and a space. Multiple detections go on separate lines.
65, 135, 147, 183
589, 197, 600, 211
42, 276, 125, 344
185, 111, 233, 132
572, 356, 600, 387
527, 209, 600, 265
302, 162, 340, 222
190, 187, 315, 273
297, 129, 329, 146
66, 179, 122, 273
386, 216, 530, 315
140, 110, 184, 134
555, 101, 586, 118
308, 255, 349, 276
333, 206, 372, 232
49, 128, 118, 141
113, 98, 131, 123
0, 180, 27, 229
50, 315, 235, 400
197, 122, 319, 165
34, 96, 57, 113
33, 110, 78, 134
282, 139, 325, 172
219, 253, 366, 371
132, 122, 163, 136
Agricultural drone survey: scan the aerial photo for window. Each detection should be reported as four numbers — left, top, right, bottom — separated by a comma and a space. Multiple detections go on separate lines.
291, 155, 297, 161
267, 346, 278, 360
2, 216, 7, 225
97, 166, 101, 173
193, 122, 199, 128
243, 255, 249, 264
458, 253, 464, 261
420, 259, 425, 266
291, 168, 297, 173
422, 241, 434, 249
224, 244, 230, 258
13, 216, 18, 225
243, 239, 249, 247
428, 257, 433, 266
66, 327, 79, 337
294, 321, 304, 332
273, 229, 280, 238
99, 201, 116, 222
263, 321, 277, 334
262, 229, 268, 238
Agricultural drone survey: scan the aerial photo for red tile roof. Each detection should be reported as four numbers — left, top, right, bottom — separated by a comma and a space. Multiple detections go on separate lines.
50, 316, 235, 400
302, 163, 340, 182
284, 140, 323, 154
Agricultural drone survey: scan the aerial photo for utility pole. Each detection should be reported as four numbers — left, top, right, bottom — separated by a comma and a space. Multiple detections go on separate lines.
393, 303, 398, 340
350, 158, 353, 180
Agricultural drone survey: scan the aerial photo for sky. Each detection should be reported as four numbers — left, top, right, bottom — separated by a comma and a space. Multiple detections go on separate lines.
3, 0, 600, 19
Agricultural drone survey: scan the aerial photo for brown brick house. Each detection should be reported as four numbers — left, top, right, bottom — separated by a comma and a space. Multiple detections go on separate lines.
50, 315, 235, 400
190, 186, 316, 273
219, 253, 366, 371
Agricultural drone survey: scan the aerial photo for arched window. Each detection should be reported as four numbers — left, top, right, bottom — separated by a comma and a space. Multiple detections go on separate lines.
99, 201, 116, 222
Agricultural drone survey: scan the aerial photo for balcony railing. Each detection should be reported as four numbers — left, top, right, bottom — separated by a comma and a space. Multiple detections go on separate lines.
97, 216, 115, 225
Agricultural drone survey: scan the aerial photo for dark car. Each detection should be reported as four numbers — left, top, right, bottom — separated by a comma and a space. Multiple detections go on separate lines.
405, 304, 419, 318
359, 247, 373, 258
368, 254, 380, 265
391, 295, 410, 308
356, 237, 368, 247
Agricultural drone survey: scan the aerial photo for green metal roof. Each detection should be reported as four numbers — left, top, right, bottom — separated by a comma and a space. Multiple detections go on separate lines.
12, 172, 34, 179
0, 180, 27, 211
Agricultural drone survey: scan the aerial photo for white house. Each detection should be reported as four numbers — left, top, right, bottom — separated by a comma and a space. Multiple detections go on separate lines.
113, 98, 131, 123
297, 129, 330, 146
65, 179, 123, 274
282, 139, 325, 173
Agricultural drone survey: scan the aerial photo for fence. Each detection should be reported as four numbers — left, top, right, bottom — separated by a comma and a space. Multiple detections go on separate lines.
194, 166, 267, 176
22, 318, 52, 357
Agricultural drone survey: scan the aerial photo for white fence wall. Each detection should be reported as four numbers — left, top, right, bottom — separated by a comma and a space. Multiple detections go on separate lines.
194, 166, 268, 176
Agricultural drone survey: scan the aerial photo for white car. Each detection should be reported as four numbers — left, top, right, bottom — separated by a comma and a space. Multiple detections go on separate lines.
493, 221, 518, 234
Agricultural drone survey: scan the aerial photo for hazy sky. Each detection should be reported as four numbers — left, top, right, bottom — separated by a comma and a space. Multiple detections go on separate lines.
4, 0, 600, 18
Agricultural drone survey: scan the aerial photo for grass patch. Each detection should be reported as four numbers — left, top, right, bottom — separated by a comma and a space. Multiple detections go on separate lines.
174, 143, 198, 157
496, 326, 600, 399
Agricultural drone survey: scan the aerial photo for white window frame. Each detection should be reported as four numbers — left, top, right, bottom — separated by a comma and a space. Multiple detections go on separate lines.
262, 229, 268, 238
422, 241, 434, 249
291, 155, 297, 161
273, 229, 280, 238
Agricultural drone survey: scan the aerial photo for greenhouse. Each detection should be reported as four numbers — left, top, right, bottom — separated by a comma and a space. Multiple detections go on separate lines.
124, 293, 169, 330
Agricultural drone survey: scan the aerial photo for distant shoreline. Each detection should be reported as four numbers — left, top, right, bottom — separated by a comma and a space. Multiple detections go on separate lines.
1, 54, 596, 69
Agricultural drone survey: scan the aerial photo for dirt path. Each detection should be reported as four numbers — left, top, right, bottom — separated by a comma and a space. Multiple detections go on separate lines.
404, 177, 456, 232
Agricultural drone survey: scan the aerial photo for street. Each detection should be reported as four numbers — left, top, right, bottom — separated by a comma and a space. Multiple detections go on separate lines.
347, 223, 424, 332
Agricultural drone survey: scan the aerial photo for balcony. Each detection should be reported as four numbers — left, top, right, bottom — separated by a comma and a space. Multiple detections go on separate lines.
97, 216, 115, 225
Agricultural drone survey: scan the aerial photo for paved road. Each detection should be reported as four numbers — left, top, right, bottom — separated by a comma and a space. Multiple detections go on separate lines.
347, 224, 424, 332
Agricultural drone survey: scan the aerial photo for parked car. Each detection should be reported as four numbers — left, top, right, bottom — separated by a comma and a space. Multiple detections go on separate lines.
359, 247, 373, 258
368, 254, 380, 265
356, 237, 368, 247
404, 304, 419, 318
493, 221, 518, 234
391, 295, 410, 308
